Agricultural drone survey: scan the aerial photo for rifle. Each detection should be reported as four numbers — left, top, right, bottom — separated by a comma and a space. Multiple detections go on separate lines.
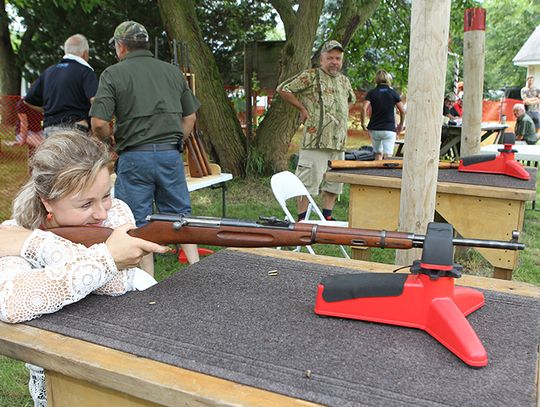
328, 159, 459, 170
48, 214, 524, 252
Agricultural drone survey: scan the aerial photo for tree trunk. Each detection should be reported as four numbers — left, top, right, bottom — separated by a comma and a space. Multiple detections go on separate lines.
254, 0, 324, 174
333, 0, 380, 47
0, 0, 20, 95
158, 0, 247, 176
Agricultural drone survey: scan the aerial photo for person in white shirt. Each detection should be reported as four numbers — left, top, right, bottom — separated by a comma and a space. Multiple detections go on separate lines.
0, 129, 169, 406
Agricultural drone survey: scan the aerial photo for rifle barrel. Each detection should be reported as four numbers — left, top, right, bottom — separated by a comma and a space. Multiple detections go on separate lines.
412, 235, 524, 251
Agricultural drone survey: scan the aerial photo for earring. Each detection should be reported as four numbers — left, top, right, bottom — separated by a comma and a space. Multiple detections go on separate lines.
46, 213, 53, 221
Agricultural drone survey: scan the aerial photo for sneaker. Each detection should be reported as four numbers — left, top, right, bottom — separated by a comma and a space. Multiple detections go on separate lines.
325, 216, 337, 221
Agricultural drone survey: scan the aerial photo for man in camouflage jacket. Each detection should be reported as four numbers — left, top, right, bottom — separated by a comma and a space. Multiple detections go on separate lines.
278, 40, 355, 221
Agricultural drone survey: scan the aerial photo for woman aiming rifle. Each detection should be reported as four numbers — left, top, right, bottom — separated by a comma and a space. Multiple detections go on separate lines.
0, 130, 169, 405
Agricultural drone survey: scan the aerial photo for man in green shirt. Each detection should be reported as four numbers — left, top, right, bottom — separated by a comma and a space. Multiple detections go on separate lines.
91, 21, 201, 271
513, 103, 538, 145
278, 40, 355, 221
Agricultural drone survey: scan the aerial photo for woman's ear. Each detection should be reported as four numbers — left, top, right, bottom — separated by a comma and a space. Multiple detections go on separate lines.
40, 197, 52, 213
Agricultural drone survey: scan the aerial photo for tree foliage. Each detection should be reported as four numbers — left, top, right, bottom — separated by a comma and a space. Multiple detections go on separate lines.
5, 0, 275, 85
3, 0, 536, 175
343, 0, 481, 95
195, 1, 276, 85
483, 0, 540, 93
346, 0, 410, 92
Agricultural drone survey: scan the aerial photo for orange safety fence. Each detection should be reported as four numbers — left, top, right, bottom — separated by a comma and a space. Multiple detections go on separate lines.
482, 98, 521, 123
0, 95, 43, 221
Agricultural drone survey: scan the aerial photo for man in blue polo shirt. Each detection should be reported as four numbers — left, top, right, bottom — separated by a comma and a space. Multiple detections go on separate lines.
24, 34, 98, 137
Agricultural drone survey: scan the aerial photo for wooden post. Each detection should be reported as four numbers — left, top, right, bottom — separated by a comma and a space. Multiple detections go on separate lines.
461, 8, 486, 156
395, 0, 451, 266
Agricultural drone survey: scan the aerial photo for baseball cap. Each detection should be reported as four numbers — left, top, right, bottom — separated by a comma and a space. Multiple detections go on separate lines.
321, 40, 344, 53
109, 21, 149, 44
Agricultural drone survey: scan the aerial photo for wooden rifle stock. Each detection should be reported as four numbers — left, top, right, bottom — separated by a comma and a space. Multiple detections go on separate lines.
329, 160, 459, 170
48, 214, 524, 252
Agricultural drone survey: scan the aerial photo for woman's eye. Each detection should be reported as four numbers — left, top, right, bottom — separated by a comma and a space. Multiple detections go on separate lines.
82, 202, 92, 209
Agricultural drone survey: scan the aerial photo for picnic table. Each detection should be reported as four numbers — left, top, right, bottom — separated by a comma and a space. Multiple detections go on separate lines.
395, 123, 508, 158
326, 166, 537, 280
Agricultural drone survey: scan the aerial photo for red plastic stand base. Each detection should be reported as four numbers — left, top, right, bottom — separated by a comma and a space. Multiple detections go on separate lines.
177, 248, 214, 263
314, 274, 488, 367
459, 148, 530, 180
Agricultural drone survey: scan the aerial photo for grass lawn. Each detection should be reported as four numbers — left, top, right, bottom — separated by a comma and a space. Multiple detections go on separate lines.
1, 129, 538, 403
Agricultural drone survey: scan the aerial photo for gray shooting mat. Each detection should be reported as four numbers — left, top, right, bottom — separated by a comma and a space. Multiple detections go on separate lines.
28, 250, 540, 407
328, 167, 537, 190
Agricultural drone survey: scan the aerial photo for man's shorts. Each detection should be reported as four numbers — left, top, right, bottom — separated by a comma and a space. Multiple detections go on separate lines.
295, 149, 344, 196
369, 130, 396, 155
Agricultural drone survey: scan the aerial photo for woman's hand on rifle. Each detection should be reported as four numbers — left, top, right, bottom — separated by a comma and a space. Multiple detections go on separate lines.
105, 224, 170, 270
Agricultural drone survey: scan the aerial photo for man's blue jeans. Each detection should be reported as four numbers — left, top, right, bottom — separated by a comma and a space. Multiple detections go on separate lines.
115, 149, 191, 227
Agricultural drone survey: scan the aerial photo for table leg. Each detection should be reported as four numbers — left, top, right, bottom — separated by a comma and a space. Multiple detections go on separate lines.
211, 182, 227, 217
493, 268, 513, 280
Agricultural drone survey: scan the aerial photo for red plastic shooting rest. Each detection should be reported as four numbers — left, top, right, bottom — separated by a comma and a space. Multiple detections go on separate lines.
314, 273, 486, 367
314, 222, 488, 367
458, 135, 529, 180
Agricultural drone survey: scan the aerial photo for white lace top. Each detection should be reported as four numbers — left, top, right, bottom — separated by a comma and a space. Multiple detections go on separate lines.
0, 198, 155, 323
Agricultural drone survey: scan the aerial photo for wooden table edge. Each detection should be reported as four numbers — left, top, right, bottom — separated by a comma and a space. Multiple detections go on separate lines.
0, 321, 319, 407
325, 172, 537, 201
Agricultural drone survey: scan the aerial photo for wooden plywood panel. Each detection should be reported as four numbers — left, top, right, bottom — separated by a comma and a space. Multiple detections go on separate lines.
349, 185, 400, 231
435, 193, 524, 270
47, 371, 160, 407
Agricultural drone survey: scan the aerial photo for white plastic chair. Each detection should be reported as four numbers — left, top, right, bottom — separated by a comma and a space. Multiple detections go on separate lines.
270, 171, 350, 258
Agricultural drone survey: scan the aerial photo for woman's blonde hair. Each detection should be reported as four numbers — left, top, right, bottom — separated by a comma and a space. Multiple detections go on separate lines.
375, 69, 392, 86
12, 129, 114, 229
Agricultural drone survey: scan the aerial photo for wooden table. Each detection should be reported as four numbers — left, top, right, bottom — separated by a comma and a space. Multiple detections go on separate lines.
481, 143, 540, 210
326, 168, 537, 280
0, 248, 538, 406
480, 143, 540, 164
186, 164, 233, 217
440, 123, 508, 157
395, 123, 508, 158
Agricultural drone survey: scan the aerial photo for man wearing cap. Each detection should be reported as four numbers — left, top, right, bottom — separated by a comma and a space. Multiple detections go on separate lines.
24, 34, 97, 136
277, 40, 355, 222
90, 21, 201, 270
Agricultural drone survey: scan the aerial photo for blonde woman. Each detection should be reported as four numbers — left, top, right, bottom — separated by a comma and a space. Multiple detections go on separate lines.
362, 70, 406, 160
0, 130, 169, 405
